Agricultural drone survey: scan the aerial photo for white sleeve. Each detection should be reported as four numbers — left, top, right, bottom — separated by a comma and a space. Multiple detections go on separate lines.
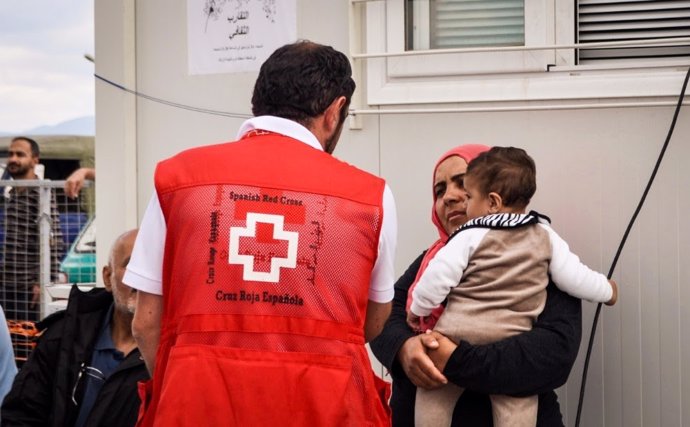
123, 193, 166, 295
368, 184, 397, 303
410, 228, 488, 316
542, 224, 612, 303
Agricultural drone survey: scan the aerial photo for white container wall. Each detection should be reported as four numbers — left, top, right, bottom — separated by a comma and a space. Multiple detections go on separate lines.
95, 1, 690, 425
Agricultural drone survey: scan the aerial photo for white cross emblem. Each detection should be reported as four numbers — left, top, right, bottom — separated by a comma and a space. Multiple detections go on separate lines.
228, 213, 299, 283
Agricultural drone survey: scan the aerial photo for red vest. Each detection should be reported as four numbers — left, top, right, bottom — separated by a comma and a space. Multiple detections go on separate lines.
137, 132, 391, 426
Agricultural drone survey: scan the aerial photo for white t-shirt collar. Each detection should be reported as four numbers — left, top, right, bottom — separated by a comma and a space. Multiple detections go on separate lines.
236, 116, 323, 152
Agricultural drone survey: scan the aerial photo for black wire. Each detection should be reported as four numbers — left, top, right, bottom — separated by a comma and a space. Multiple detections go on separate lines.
94, 74, 252, 119
574, 65, 690, 427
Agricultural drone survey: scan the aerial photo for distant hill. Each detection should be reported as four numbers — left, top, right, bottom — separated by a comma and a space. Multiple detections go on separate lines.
17, 116, 95, 136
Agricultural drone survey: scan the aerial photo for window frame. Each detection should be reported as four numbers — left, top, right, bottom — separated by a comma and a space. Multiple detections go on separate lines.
360, 0, 690, 107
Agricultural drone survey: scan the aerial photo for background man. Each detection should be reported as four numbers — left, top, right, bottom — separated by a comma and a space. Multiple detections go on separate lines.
1, 229, 149, 427
125, 40, 397, 426
0, 136, 64, 325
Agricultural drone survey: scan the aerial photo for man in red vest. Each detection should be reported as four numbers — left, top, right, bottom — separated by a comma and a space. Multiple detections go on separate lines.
124, 40, 397, 426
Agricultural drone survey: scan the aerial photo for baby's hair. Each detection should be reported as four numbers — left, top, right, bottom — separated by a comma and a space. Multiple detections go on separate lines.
465, 146, 536, 209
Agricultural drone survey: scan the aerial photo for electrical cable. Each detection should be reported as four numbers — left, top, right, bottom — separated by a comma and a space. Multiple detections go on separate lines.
574, 65, 690, 427
94, 74, 252, 119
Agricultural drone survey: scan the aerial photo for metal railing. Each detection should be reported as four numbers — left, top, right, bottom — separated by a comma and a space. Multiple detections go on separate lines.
0, 179, 94, 363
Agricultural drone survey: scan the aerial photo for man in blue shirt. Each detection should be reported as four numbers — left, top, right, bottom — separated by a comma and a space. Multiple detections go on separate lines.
2, 229, 149, 427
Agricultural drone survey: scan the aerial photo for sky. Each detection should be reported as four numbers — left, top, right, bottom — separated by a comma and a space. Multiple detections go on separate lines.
0, 1, 94, 133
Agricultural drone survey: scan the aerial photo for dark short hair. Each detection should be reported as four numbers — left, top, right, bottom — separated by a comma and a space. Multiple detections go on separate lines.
11, 136, 40, 157
466, 146, 536, 209
251, 40, 356, 127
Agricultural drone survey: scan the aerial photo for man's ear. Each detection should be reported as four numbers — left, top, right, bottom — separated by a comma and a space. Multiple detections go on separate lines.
487, 192, 503, 213
325, 96, 347, 132
102, 265, 113, 292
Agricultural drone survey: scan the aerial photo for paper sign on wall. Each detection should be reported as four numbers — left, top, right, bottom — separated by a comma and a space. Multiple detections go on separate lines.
188, 0, 297, 75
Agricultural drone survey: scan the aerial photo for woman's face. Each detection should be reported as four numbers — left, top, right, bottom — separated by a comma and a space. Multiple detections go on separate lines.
434, 155, 469, 235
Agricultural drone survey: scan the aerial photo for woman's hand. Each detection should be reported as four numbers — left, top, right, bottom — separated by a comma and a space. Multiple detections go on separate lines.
397, 333, 448, 390
423, 330, 458, 373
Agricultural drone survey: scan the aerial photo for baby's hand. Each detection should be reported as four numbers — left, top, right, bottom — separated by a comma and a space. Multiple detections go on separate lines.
605, 279, 618, 306
407, 312, 422, 331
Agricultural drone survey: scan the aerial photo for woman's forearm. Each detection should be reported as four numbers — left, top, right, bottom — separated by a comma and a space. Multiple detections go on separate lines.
441, 283, 582, 396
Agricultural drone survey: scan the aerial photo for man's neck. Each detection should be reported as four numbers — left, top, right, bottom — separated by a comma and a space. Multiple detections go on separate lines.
9, 174, 37, 194
12, 172, 37, 181
110, 309, 137, 356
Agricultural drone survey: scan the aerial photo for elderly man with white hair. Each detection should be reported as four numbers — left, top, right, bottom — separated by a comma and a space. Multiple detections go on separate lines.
2, 229, 149, 427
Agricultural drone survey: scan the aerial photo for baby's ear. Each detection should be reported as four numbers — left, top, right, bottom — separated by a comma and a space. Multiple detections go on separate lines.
487, 192, 503, 213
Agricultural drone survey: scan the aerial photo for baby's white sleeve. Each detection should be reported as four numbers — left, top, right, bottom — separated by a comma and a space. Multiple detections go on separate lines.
543, 224, 612, 303
410, 228, 487, 316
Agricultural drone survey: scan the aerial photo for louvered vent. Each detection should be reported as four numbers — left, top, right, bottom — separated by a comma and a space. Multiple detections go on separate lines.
429, 0, 524, 48
578, 0, 690, 63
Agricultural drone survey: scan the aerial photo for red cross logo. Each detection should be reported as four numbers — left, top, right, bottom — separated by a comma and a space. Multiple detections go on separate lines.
228, 213, 299, 282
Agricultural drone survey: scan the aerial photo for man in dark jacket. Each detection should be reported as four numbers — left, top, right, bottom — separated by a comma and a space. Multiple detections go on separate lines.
1, 229, 149, 427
